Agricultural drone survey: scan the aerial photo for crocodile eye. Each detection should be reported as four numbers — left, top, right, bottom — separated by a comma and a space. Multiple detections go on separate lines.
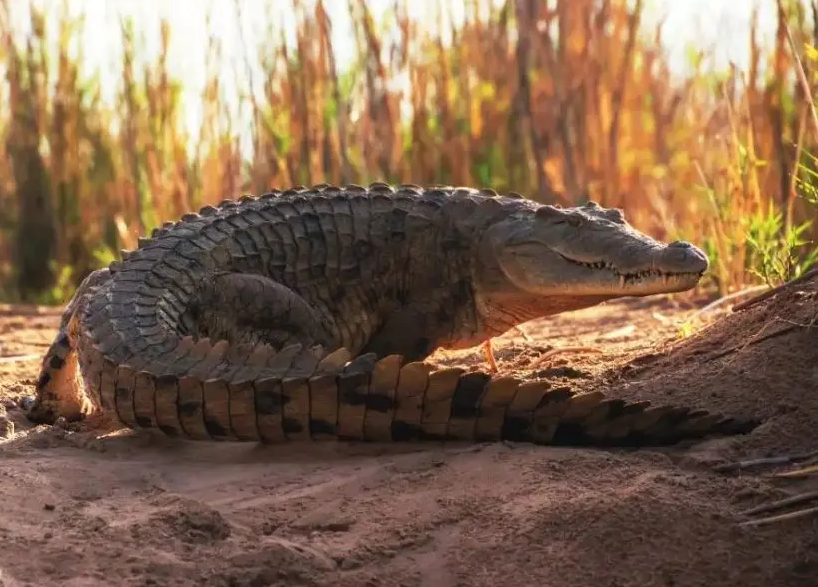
566, 214, 584, 228
605, 208, 625, 223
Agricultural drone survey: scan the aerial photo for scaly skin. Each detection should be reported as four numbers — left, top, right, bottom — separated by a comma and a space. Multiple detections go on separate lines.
28, 183, 756, 445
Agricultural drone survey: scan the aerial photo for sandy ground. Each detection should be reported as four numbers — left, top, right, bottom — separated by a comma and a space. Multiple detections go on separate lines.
0, 281, 817, 587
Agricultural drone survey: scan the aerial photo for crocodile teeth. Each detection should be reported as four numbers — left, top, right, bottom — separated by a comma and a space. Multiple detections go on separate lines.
620, 274, 626, 287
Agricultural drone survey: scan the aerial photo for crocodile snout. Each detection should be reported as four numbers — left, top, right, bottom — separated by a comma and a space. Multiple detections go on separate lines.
665, 240, 709, 273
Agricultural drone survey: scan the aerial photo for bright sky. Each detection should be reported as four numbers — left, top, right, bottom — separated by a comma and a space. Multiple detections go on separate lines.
7, 0, 778, 145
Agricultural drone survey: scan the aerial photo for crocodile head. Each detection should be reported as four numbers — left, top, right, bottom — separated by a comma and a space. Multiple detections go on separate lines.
473, 200, 708, 327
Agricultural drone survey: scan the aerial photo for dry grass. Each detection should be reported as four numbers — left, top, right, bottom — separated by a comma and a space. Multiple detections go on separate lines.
0, 0, 817, 303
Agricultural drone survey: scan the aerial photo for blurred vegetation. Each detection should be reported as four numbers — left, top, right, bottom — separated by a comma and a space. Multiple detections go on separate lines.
0, 0, 817, 305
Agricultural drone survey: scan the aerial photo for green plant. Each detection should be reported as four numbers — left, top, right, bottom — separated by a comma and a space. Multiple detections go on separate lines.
746, 201, 818, 286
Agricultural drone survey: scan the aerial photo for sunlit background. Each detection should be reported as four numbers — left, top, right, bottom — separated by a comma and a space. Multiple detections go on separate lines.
6, 0, 778, 147
0, 0, 814, 304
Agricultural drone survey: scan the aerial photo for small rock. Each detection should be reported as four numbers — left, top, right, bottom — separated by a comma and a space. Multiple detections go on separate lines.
19, 395, 36, 411
2, 398, 16, 410
43, 503, 55, 511
323, 520, 353, 532
775, 402, 799, 415
340, 557, 363, 570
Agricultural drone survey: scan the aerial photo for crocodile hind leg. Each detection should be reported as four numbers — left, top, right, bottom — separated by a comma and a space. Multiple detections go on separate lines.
29, 268, 112, 423
481, 325, 533, 373
30, 270, 336, 425
29, 328, 94, 424
191, 272, 337, 350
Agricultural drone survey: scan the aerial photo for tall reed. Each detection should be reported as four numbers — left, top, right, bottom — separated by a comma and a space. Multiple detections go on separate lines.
0, 0, 816, 302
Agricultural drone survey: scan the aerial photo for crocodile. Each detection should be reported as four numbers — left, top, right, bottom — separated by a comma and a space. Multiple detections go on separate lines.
28, 183, 756, 446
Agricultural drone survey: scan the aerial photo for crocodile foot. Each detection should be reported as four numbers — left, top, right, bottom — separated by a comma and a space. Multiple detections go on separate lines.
27, 392, 94, 425
481, 340, 498, 373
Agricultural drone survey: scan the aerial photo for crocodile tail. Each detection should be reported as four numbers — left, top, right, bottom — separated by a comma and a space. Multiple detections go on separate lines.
86, 339, 758, 446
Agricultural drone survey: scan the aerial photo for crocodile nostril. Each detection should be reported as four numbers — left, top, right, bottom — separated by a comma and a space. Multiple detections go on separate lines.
669, 241, 692, 249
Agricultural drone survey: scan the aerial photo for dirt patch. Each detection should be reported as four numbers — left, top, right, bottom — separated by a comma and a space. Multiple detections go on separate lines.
0, 286, 816, 587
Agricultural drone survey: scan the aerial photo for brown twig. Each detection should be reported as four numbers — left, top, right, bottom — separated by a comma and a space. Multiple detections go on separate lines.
775, 463, 818, 478
739, 490, 818, 517
733, 267, 818, 312
687, 285, 770, 320
705, 323, 801, 362
739, 505, 818, 527
783, 18, 818, 139
529, 347, 603, 368
714, 450, 818, 473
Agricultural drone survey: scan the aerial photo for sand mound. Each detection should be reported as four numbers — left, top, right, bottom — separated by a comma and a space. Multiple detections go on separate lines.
0, 282, 817, 587
603, 274, 818, 459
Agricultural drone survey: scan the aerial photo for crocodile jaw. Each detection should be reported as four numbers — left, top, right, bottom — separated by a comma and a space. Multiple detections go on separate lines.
492, 238, 707, 297
551, 249, 707, 296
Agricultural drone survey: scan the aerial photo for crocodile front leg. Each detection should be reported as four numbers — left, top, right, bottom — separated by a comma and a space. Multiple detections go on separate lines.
191, 272, 337, 351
